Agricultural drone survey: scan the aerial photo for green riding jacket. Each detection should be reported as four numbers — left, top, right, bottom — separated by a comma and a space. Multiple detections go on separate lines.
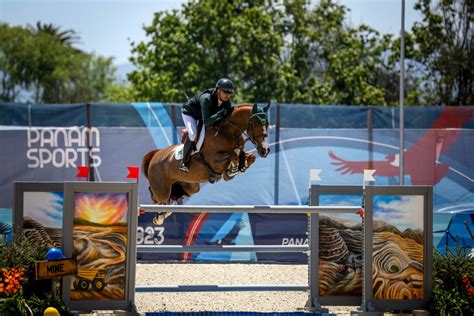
182, 88, 232, 126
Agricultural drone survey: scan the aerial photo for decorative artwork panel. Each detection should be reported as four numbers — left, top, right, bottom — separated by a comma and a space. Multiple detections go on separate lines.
70, 192, 129, 301
372, 195, 424, 300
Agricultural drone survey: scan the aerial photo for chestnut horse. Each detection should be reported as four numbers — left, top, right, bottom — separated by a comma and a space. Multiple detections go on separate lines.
142, 103, 271, 224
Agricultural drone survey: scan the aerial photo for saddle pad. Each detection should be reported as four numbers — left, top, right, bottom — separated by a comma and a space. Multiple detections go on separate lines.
174, 123, 205, 161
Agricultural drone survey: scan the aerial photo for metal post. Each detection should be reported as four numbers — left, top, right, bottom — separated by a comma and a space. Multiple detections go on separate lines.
367, 107, 373, 170
274, 103, 281, 204
170, 103, 178, 145
85, 103, 95, 182
399, 0, 405, 185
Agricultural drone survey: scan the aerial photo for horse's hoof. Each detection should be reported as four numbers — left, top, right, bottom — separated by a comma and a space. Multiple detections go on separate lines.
152, 212, 171, 225
209, 175, 221, 183
153, 215, 164, 225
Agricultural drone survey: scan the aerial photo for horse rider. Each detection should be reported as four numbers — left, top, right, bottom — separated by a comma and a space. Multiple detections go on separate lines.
180, 78, 235, 172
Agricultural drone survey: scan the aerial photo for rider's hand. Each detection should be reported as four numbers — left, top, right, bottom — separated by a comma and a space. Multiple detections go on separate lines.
219, 108, 228, 119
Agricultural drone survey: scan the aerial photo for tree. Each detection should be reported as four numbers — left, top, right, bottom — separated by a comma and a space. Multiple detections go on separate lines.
28, 22, 80, 48
0, 24, 32, 101
0, 23, 116, 103
129, 0, 284, 103
409, 0, 473, 105
276, 0, 396, 105
129, 0, 399, 105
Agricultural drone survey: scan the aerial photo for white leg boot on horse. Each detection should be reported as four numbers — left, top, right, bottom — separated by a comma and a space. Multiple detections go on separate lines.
223, 151, 256, 181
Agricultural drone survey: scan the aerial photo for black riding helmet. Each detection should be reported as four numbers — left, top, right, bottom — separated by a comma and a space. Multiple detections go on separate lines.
215, 78, 235, 94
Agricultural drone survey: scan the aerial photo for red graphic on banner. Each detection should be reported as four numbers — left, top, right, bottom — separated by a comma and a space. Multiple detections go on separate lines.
329, 107, 474, 185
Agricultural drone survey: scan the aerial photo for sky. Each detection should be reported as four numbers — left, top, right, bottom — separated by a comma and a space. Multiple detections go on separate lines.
0, 0, 422, 66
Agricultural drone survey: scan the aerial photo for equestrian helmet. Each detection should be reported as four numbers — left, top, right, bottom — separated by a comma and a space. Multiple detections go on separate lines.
216, 78, 235, 94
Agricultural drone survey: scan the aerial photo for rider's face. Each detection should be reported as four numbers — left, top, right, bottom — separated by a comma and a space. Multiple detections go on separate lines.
218, 89, 231, 102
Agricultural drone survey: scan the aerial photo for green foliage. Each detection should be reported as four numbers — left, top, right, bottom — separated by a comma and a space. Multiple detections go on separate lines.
0, 234, 50, 298
26, 293, 72, 316
407, 0, 473, 105
0, 24, 33, 101
128, 0, 403, 105
0, 22, 116, 103
0, 293, 72, 316
0, 235, 71, 315
0, 234, 49, 273
129, 0, 283, 103
431, 247, 474, 314
129, 0, 471, 106
0, 294, 29, 316
104, 82, 138, 103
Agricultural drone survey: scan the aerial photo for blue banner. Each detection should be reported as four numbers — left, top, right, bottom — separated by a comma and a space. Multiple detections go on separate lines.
1, 103, 473, 260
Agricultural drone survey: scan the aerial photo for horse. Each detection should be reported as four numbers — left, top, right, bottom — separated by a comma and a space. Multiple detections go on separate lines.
142, 103, 271, 224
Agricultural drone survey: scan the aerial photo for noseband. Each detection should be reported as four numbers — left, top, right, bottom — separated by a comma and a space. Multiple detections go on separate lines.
247, 115, 268, 147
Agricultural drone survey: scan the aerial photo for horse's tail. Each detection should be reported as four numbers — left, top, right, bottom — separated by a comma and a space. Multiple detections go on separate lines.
142, 149, 160, 179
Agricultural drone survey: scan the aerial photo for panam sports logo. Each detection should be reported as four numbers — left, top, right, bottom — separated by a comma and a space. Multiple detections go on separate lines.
26, 127, 101, 168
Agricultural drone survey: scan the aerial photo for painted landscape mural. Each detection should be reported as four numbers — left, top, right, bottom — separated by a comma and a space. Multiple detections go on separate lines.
318, 194, 363, 296
71, 192, 128, 301
372, 195, 424, 300
23, 191, 63, 248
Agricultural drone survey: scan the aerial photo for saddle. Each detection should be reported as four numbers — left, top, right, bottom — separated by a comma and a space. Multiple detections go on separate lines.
179, 121, 221, 183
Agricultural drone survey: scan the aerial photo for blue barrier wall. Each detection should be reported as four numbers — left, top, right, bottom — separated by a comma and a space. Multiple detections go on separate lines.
1, 103, 473, 260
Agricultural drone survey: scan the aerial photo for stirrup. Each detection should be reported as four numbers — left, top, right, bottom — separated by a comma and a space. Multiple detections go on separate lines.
180, 163, 190, 172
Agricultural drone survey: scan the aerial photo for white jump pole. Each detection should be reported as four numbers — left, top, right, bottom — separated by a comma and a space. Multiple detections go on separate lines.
139, 204, 362, 214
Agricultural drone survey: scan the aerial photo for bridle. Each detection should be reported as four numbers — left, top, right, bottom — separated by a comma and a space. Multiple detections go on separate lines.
212, 113, 268, 148
246, 114, 268, 147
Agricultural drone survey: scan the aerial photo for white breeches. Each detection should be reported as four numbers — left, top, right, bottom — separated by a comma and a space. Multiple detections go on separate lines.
182, 114, 198, 141
182, 114, 205, 149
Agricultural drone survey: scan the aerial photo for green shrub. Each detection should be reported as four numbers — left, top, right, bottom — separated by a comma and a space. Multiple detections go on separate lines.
431, 247, 474, 315
0, 235, 71, 315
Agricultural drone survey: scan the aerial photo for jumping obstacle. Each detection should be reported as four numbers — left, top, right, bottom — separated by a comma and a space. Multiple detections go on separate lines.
135, 203, 363, 315
136, 185, 432, 315
13, 180, 430, 314
136, 204, 361, 256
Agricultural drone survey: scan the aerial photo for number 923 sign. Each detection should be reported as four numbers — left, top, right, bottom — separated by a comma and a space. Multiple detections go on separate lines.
137, 226, 165, 245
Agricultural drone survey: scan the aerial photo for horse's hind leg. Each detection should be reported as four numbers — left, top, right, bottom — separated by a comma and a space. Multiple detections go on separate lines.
180, 183, 200, 198
153, 208, 172, 226
148, 182, 173, 225
168, 182, 200, 205
148, 186, 158, 204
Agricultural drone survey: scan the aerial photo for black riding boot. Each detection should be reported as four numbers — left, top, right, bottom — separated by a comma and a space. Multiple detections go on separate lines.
179, 138, 195, 172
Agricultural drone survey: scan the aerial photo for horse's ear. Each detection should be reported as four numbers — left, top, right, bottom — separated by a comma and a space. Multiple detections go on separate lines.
252, 103, 258, 114
263, 102, 271, 112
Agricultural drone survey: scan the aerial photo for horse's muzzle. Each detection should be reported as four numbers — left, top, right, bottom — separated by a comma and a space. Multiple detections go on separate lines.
258, 147, 270, 158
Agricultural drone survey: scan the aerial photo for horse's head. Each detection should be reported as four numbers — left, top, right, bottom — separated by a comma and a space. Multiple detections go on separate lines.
248, 103, 270, 158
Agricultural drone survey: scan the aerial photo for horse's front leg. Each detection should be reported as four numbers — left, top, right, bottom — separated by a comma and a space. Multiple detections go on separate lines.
223, 150, 241, 181
238, 151, 256, 172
